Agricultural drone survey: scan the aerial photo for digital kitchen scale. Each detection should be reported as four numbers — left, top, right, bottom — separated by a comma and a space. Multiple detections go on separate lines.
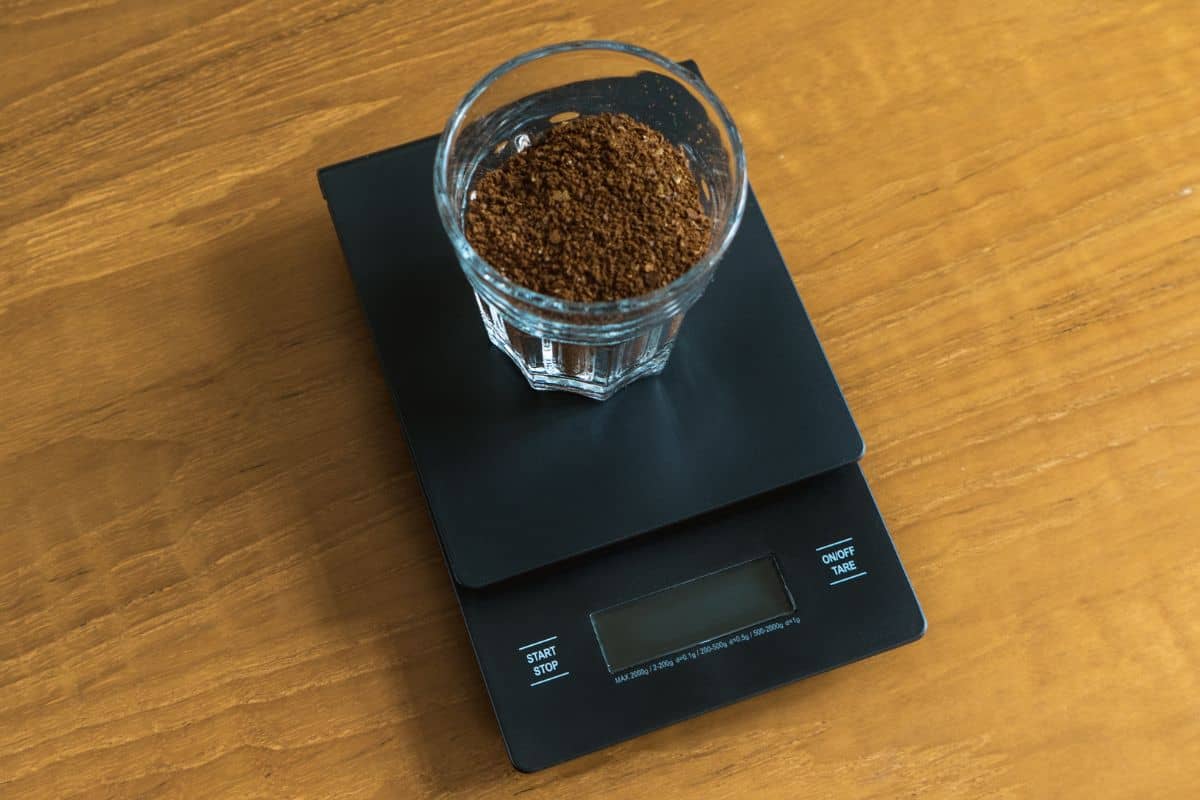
317, 64, 924, 772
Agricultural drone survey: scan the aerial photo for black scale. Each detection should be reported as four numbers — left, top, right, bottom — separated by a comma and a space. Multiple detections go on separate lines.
317, 63, 924, 772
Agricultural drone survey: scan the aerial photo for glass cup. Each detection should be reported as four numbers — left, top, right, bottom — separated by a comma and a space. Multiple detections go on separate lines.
434, 41, 747, 400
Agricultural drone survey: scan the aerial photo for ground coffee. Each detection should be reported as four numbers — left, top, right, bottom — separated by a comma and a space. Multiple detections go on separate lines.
465, 113, 712, 303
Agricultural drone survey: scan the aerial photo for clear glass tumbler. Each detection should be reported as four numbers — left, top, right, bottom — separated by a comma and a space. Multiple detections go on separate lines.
434, 41, 747, 400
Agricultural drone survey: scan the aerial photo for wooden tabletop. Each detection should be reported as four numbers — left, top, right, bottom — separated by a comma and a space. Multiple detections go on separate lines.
3, 1, 1198, 797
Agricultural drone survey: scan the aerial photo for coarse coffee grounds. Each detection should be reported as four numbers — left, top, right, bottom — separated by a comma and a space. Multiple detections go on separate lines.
465, 113, 713, 303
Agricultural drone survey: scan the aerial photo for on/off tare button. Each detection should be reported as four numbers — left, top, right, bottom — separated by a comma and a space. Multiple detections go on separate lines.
815, 536, 869, 586
517, 636, 571, 687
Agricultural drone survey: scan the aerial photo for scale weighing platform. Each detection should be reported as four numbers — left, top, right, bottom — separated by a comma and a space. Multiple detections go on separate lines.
318, 65, 924, 772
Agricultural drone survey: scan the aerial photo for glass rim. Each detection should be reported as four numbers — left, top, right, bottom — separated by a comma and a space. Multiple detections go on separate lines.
433, 39, 749, 317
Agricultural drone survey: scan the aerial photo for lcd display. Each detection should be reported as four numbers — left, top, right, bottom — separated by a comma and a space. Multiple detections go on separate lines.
590, 556, 794, 673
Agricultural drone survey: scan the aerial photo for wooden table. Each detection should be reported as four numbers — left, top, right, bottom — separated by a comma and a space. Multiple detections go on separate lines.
3, 1, 1198, 797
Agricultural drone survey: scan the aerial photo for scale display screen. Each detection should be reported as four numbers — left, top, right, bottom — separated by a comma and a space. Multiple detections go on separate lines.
589, 556, 795, 673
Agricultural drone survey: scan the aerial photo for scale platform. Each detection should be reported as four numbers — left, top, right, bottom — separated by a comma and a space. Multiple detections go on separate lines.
318, 71, 924, 772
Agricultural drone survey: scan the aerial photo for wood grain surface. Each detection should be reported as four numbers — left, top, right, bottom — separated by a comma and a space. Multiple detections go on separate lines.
2, 1, 1198, 797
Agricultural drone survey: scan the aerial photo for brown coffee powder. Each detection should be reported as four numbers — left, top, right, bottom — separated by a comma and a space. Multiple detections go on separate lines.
465, 113, 712, 303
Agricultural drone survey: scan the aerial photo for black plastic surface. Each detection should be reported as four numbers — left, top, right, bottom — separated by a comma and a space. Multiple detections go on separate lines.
458, 463, 926, 772
318, 136, 863, 589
